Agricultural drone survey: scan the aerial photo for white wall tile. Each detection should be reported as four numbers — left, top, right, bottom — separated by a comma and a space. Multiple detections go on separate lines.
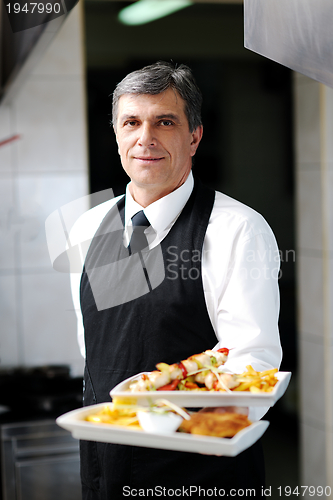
300, 422, 327, 491
0, 104, 13, 172
297, 254, 324, 337
293, 71, 314, 86
299, 337, 325, 426
21, 271, 82, 372
325, 86, 333, 170
0, 275, 20, 366
294, 78, 321, 167
295, 169, 323, 252
330, 259, 333, 339
16, 173, 88, 270
70, 356, 85, 377
0, 176, 14, 209
0, 177, 16, 271
14, 79, 87, 173
326, 170, 333, 254
31, 6, 84, 77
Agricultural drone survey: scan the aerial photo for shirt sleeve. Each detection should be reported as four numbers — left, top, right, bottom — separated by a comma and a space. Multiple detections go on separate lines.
215, 231, 281, 371
203, 213, 282, 421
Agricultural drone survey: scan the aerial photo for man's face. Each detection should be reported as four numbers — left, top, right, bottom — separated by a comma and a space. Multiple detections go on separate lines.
114, 88, 202, 200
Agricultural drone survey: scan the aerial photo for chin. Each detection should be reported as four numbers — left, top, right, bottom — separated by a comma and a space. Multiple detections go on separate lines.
134, 172, 169, 187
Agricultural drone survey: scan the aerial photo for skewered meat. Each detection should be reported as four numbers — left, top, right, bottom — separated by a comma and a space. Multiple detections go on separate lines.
128, 348, 230, 392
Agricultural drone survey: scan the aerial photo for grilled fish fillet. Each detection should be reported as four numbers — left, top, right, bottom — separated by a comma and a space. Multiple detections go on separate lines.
179, 412, 251, 438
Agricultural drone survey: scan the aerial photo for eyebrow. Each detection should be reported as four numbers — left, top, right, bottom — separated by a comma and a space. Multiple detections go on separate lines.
119, 113, 181, 123
119, 114, 138, 122
156, 114, 180, 122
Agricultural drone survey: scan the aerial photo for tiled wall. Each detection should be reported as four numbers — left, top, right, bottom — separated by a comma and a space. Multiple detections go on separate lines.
0, 5, 88, 376
294, 72, 333, 493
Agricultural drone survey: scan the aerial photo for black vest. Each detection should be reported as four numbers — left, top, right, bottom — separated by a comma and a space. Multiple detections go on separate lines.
79, 180, 265, 499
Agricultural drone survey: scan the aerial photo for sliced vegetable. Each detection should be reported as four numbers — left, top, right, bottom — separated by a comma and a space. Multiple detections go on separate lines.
156, 362, 170, 374
184, 382, 200, 389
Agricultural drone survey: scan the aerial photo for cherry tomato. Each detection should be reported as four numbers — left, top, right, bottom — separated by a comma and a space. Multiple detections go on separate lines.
157, 379, 180, 391
213, 380, 220, 390
178, 361, 188, 378
217, 347, 229, 355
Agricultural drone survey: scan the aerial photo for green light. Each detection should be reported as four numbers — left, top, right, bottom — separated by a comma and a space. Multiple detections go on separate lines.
118, 0, 193, 26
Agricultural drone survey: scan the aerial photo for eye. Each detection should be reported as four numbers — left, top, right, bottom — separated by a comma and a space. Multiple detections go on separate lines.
159, 120, 174, 126
124, 120, 138, 127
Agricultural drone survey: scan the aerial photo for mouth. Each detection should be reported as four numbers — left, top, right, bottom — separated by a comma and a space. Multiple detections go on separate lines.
134, 156, 165, 163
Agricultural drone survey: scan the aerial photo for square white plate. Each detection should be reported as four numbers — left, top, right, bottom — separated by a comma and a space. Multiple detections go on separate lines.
56, 403, 270, 456
110, 371, 291, 407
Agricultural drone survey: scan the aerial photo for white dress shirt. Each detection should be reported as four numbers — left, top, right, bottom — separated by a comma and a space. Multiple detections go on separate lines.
69, 171, 282, 420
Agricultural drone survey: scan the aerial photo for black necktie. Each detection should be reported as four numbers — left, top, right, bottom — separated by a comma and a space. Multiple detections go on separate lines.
128, 210, 150, 254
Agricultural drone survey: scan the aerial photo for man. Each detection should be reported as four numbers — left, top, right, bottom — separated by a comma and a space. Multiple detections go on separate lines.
70, 61, 282, 499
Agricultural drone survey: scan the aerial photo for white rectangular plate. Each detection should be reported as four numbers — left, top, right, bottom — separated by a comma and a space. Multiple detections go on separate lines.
110, 371, 291, 407
56, 403, 269, 457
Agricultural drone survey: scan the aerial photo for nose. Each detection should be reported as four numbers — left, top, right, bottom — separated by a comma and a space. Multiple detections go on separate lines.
137, 123, 156, 147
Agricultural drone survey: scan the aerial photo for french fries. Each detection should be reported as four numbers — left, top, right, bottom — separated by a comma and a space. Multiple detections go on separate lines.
232, 366, 279, 393
86, 405, 142, 429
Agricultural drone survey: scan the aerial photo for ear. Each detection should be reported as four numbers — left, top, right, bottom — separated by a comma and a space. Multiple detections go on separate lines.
190, 125, 203, 157
113, 126, 120, 154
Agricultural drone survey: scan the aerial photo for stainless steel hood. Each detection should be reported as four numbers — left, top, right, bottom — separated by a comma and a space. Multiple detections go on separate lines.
244, 0, 333, 88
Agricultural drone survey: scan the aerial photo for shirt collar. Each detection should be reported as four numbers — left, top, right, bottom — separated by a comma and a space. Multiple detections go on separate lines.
124, 170, 194, 234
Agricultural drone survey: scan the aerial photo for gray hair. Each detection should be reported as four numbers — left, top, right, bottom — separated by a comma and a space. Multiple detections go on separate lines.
112, 61, 202, 132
